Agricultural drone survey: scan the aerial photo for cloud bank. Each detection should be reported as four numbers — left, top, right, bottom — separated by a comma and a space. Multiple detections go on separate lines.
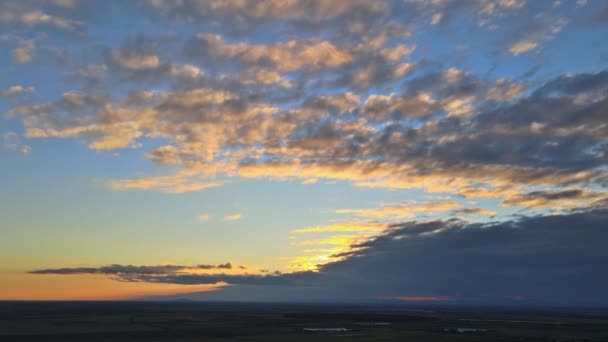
31, 209, 608, 305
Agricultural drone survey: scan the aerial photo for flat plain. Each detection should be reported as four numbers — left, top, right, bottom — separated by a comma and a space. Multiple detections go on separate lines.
1, 301, 607, 341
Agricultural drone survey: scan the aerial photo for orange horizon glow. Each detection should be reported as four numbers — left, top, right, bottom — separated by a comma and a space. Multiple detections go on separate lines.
0, 274, 223, 301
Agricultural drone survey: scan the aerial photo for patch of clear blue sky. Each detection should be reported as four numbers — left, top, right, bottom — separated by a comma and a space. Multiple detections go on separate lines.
1, 139, 434, 268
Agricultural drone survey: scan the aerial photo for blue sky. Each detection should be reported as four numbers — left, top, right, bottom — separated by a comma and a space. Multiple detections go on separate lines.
1, 0, 607, 304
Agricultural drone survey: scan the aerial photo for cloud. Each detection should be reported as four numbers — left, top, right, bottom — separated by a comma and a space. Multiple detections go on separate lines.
478, 0, 526, 14
52, 0, 78, 8
34, 209, 608, 305
16, 62, 605, 203
507, 14, 567, 55
509, 40, 538, 55
224, 213, 242, 221
594, 6, 608, 22
292, 222, 387, 234
1, 85, 34, 97
3, 132, 31, 155
316, 209, 608, 305
486, 79, 524, 101
0, 3, 84, 33
112, 50, 160, 70
114, 271, 319, 287
30, 262, 237, 275
198, 213, 211, 221
2, 1, 605, 221
169, 63, 203, 80
18, 10, 84, 32
195, 34, 352, 72
148, 0, 387, 24
12, 40, 34, 64
300, 235, 366, 247
503, 189, 608, 210
109, 176, 222, 194
289, 221, 391, 271
453, 208, 497, 217
363, 92, 437, 120
73, 64, 108, 79
199, 262, 233, 270
335, 201, 462, 220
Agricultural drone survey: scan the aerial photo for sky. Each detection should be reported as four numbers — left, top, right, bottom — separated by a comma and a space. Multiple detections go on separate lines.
0, 0, 607, 305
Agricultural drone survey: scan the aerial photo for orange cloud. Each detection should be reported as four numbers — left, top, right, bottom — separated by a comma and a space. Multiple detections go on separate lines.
108, 173, 222, 194
224, 213, 242, 221
292, 222, 387, 234
335, 200, 462, 219
198, 213, 212, 221
198, 34, 353, 72
112, 50, 159, 70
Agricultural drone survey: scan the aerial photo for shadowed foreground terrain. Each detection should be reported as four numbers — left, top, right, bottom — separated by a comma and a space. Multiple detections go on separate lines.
1, 302, 608, 341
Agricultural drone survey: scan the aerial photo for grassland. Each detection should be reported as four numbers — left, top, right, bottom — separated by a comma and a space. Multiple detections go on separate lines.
1, 301, 607, 341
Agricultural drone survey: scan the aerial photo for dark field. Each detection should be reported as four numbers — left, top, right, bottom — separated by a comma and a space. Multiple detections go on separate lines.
1, 301, 608, 341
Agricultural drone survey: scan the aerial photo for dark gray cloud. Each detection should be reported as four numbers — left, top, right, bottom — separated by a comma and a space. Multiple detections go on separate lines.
356, 70, 608, 187
504, 189, 607, 209
594, 6, 608, 23
250, 209, 608, 305
115, 270, 320, 287
452, 207, 496, 217
315, 209, 608, 305
30, 262, 236, 275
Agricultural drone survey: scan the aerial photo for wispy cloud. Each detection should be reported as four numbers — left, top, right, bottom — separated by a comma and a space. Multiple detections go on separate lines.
30, 262, 237, 275
453, 208, 497, 217
508, 14, 567, 55
108, 175, 222, 194
224, 213, 242, 221
198, 213, 212, 221
12, 39, 34, 64
0, 3, 84, 33
1, 85, 34, 97
112, 50, 160, 70
3, 132, 31, 155
335, 201, 462, 220
292, 222, 387, 234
